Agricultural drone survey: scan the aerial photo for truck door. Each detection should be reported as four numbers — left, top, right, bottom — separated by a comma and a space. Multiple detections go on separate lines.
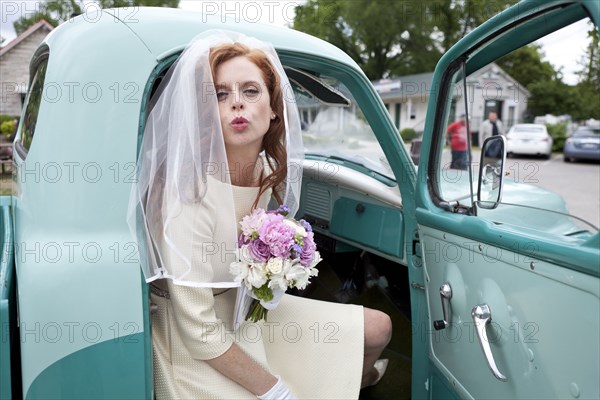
416, 1, 600, 398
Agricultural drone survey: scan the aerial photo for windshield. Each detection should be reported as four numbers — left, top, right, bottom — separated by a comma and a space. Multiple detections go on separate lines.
573, 128, 600, 136
511, 125, 546, 134
293, 75, 394, 180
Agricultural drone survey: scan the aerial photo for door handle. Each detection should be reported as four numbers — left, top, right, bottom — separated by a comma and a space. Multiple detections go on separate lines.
433, 282, 452, 330
471, 304, 508, 382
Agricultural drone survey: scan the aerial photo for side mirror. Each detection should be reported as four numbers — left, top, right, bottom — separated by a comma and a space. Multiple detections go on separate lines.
477, 136, 506, 209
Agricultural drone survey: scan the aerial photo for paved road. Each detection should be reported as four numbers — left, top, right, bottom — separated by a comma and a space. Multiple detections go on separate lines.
505, 153, 600, 229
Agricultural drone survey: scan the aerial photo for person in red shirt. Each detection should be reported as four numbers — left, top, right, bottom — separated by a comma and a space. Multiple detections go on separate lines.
446, 114, 469, 170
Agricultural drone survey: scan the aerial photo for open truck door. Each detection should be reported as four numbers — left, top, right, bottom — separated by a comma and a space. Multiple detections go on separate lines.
416, 1, 600, 398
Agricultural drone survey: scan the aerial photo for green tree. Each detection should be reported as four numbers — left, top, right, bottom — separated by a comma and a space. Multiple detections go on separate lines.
294, 0, 440, 79
527, 24, 600, 121
527, 80, 574, 117
14, 12, 59, 35
14, 0, 179, 35
293, 0, 517, 79
569, 24, 600, 120
577, 24, 600, 92
497, 45, 556, 88
429, 0, 518, 53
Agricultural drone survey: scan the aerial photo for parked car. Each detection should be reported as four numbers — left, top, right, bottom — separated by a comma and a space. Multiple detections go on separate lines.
563, 126, 600, 162
1, 2, 598, 400
506, 123, 553, 158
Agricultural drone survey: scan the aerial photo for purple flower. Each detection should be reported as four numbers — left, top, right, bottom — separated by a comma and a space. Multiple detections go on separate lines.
248, 239, 271, 262
291, 243, 303, 259
299, 219, 312, 233
238, 233, 249, 247
274, 205, 290, 216
259, 214, 296, 259
300, 232, 317, 266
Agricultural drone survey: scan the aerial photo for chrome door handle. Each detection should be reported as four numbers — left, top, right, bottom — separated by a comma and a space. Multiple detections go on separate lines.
433, 282, 452, 330
471, 304, 508, 381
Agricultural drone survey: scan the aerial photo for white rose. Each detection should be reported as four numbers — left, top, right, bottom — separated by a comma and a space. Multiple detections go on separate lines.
283, 219, 307, 237
266, 257, 284, 274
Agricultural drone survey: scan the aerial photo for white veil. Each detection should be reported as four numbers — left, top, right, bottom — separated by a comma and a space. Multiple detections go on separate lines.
127, 31, 303, 287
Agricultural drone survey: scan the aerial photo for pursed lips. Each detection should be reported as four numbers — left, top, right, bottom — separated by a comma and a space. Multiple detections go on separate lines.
231, 116, 249, 132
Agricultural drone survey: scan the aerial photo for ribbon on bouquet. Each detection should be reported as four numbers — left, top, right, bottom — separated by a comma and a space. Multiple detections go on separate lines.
232, 285, 285, 329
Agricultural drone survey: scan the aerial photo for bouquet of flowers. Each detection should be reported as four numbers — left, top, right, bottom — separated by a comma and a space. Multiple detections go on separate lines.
230, 205, 321, 322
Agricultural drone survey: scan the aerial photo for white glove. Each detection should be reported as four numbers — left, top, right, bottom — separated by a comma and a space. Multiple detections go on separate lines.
257, 376, 297, 400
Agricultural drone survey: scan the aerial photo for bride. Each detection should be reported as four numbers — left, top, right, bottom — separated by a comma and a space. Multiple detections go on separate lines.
128, 30, 391, 399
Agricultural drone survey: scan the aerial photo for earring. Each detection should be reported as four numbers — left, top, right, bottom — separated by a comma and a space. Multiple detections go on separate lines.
271, 113, 276, 120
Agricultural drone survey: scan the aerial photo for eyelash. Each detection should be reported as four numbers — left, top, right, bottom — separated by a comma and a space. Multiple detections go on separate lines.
216, 87, 260, 101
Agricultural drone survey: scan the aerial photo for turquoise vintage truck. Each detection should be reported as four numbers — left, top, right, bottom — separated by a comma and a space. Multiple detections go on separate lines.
1, 1, 598, 399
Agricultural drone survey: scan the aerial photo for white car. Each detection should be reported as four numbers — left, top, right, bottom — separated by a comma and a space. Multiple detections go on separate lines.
506, 123, 553, 158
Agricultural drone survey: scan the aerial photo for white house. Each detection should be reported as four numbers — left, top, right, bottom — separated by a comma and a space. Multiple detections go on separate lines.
374, 72, 432, 135
0, 20, 54, 116
374, 63, 531, 145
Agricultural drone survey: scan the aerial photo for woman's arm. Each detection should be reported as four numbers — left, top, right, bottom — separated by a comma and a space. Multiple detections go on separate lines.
206, 343, 277, 396
166, 282, 278, 396
162, 186, 285, 397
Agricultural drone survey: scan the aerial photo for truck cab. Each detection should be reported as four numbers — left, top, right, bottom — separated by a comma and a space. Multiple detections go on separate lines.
1, 1, 598, 399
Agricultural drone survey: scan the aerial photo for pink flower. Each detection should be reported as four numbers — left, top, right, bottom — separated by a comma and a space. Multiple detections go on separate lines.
258, 214, 296, 259
240, 208, 268, 239
230, 207, 320, 323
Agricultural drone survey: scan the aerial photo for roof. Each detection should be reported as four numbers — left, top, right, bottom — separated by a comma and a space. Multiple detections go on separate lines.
373, 72, 434, 101
112, 7, 358, 66
469, 63, 531, 96
373, 62, 531, 101
0, 19, 54, 57
38, 7, 360, 72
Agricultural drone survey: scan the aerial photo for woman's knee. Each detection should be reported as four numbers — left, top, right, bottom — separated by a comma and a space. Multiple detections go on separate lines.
364, 308, 392, 350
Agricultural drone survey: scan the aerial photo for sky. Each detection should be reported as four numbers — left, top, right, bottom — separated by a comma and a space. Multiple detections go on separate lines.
0, 0, 592, 85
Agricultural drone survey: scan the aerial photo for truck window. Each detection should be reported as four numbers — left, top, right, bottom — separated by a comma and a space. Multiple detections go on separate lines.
433, 12, 598, 236
18, 57, 48, 155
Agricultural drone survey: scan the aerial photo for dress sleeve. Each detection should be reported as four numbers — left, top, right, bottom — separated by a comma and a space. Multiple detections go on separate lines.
166, 281, 233, 360
161, 196, 234, 360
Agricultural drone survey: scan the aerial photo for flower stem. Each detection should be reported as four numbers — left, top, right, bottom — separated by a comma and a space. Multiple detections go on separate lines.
246, 299, 268, 322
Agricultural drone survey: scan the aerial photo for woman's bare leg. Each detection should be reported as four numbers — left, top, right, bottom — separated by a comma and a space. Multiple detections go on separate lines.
361, 307, 392, 388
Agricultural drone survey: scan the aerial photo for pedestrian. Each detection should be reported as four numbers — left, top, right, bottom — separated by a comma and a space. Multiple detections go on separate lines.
479, 111, 505, 146
447, 114, 469, 170
129, 31, 392, 400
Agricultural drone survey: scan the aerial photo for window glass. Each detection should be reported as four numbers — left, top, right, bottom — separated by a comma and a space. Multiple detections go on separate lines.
433, 16, 599, 234
437, 66, 473, 205
19, 58, 48, 153
294, 75, 394, 181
